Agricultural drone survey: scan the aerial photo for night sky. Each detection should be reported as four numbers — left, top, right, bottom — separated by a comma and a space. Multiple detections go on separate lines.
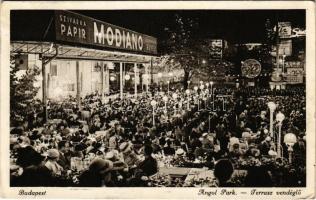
73, 9, 305, 43
11, 9, 305, 45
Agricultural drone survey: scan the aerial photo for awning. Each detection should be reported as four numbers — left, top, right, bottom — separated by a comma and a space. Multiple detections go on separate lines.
11, 41, 156, 64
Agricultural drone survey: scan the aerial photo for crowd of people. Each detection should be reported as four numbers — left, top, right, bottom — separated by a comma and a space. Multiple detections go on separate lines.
10, 85, 306, 187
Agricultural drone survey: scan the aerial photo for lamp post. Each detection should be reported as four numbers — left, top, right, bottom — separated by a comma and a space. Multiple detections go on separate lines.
205, 82, 210, 94
210, 81, 214, 110
267, 101, 277, 139
167, 80, 170, 95
282, 54, 286, 75
276, 111, 285, 158
185, 89, 190, 110
172, 93, 178, 116
200, 84, 205, 109
163, 95, 168, 112
284, 133, 297, 164
158, 72, 163, 92
187, 80, 191, 89
150, 100, 157, 126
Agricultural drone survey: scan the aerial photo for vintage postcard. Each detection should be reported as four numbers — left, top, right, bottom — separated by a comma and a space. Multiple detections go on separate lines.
0, 1, 315, 199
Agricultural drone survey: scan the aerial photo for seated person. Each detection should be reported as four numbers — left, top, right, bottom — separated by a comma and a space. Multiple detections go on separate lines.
78, 158, 115, 187
137, 145, 158, 176
214, 159, 235, 187
163, 140, 175, 156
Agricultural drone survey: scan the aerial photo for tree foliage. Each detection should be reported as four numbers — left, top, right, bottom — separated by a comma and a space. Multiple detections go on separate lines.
10, 55, 40, 126
157, 14, 209, 89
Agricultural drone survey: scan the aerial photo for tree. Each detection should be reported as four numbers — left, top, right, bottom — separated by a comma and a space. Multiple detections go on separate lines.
158, 14, 209, 89
10, 54, 40, 127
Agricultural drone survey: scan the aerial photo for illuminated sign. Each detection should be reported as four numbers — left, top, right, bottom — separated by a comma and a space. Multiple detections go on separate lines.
291, 28, 306, 38
278, 22, 292, 39
55, 10, 157, 55
208, 39, 223, 59
278, 40, 292, 56
241, 59, 261, 78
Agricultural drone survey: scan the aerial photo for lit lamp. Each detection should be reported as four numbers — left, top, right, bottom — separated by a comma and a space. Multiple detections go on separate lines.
150, 100, 157, 126
167, 80, 170, 94
205, 82, 210, 90
157, 72, 163, 78
284, 133, 297, 164
276, 111, 285, 158
267, 101, 277, 139
187, 80, 191, 88
185, 89, 190, 110
194, 86, 198, 92
110, 76, 116, 81
124, 74, 131, 80
200, 84, 205, 90
210, 81, 214, 110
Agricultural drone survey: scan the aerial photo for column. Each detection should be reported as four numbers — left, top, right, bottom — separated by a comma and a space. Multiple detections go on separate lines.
105, 63, 110, 95
42, 60, 47, 123
134, 63, 137, 98
145, 64, 149, 93
76, 60, 81, 110
101, 62, 105, 103
120, 62, 123, 99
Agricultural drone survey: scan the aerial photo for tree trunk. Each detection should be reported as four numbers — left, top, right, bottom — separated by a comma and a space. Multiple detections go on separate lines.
183, 70, 190, 89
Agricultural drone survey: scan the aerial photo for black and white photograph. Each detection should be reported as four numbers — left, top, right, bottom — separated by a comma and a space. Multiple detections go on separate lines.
1, 1, 315, 199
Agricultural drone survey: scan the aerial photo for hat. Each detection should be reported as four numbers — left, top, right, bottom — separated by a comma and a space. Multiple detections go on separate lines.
16, 146, 45, 167
202, 133, 208, 137
47, 149, 60, 159
176, 148, 185, 155
242, 132, 251, 139
89, 158, 113, 174
119, 142, 132, 153
230, 137, 239, 145
29, 130, 41, 140
104, 151, 114, 160
268, 150, 277, 156
265, 136, 271, 142
75, 143, 88, 151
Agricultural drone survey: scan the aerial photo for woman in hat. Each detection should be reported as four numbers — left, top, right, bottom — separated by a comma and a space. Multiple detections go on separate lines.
12, 146, 53, 186
45, 149, 64, 176
78, 158, 115, 187
137, 145, 158, 176
119, 142, 141, 169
